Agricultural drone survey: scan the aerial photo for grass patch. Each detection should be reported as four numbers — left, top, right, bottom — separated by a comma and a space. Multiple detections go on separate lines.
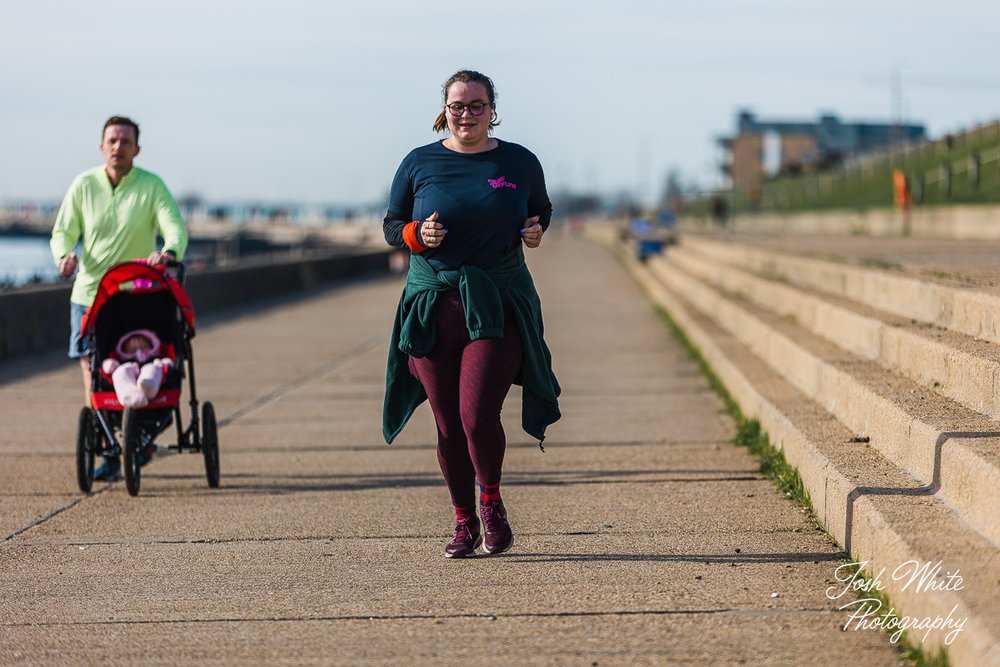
815, 252, 848, 264
923, 269, 958, 281
858, 257, 905, 271
754, 125, 1000, 215
733, 418, 809, 508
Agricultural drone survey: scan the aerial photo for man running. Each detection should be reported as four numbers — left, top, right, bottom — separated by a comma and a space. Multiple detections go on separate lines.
51, 115, 188, 481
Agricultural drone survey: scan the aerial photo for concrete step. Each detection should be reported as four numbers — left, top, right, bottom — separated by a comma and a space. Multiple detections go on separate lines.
681, 235, 1000, 345
608, 238, 1000, 666
646, 253, 1000, 549
669, 242, 1000, 421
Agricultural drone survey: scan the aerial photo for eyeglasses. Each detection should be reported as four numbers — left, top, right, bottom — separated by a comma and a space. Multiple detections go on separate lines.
445, 101, 490, 117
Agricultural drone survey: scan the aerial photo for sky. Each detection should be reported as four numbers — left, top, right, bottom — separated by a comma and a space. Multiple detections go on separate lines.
3, 0, 1000, 209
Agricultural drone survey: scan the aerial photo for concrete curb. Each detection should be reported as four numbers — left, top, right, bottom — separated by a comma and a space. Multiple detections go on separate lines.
682, 235, 1000, 345
586, 228, 1000, 666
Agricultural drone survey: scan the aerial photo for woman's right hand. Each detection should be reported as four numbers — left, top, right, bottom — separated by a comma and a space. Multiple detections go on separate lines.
420, 211, 446, 248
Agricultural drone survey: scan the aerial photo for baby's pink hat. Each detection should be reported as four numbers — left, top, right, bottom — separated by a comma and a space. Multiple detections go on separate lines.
116, 329, 161, 362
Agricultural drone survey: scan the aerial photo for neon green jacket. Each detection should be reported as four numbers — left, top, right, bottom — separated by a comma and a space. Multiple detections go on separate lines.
50, 165, 188, 306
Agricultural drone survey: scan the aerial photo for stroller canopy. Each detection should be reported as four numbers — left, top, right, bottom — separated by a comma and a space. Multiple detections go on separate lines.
81, 261, 195, 337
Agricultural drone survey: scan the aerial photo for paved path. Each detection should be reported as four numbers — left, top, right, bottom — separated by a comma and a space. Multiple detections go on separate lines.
0, 231, 902, 665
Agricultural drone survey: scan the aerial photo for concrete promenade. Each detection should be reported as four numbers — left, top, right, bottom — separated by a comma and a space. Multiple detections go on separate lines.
0, 232, 901, 665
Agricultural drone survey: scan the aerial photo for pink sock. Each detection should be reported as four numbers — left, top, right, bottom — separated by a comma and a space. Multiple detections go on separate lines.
479, 482, 502, 505
138, 362, 165, 399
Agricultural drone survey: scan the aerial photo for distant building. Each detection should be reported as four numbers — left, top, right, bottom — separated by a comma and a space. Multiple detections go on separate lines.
718, 109, 926, 199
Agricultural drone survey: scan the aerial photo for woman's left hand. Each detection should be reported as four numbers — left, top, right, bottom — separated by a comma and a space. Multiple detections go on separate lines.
521, 216, 543, 249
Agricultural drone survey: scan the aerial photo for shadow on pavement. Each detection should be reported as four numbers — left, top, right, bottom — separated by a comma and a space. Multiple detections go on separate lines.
140, 466, 767, 497
501, 551, 846, 564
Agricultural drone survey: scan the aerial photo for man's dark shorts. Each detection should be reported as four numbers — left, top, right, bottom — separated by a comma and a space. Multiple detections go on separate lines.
69, 301, 91, 359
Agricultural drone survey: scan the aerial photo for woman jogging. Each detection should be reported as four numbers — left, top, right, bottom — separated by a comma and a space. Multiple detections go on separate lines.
382, 69, 561, 558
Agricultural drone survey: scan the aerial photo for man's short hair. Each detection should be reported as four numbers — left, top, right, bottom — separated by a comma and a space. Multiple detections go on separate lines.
103, 116, 140, 143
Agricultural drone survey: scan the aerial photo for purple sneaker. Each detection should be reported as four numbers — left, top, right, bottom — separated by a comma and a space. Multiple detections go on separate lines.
445, 516, 482, 558
481, 501, 514, 555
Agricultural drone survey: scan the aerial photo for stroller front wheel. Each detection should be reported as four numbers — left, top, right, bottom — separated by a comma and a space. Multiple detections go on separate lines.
201, 402, 220, 488
76, 407, 96, 494
122, 408, 142, 496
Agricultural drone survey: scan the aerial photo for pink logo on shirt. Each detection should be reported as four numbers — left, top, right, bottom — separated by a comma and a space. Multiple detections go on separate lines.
488, 176, 517, 189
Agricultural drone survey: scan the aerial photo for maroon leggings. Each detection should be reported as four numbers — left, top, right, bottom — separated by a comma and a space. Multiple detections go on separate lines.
408, 291, 523, 509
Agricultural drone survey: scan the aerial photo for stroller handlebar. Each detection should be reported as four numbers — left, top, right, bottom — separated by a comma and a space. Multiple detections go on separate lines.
164, 259, 185, 285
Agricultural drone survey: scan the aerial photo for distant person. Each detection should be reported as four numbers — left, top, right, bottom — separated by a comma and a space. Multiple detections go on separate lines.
50, 116, 188, 481
382, 69, 561, 558
711, 195, 729, 227
893, 169, 912, 210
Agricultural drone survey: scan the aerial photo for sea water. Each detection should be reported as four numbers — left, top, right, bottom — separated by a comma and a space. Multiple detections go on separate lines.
0, 236, 63, 286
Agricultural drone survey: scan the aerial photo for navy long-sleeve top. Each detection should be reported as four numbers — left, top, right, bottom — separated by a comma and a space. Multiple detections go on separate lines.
383, 139, 553, 271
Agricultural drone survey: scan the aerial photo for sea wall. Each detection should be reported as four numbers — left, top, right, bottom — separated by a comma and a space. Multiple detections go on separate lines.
0, 249, 392, 360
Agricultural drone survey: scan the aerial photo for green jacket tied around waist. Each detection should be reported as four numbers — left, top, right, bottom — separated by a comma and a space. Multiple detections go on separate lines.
382, 245, 561, 445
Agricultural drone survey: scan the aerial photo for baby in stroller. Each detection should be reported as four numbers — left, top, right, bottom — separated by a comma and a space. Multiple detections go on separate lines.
101, 329, 173, 408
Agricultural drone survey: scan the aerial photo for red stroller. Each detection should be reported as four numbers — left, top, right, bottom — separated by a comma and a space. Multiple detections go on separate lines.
75, 260, 219, 496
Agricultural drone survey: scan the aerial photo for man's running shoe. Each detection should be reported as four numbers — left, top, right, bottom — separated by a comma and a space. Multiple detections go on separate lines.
93, 457, 122, 481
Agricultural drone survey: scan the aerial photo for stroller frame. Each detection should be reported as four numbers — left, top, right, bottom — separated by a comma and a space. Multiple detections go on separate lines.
75, 261, 219, 496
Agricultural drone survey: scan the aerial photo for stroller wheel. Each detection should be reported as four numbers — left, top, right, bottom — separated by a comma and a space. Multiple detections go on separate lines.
202, 402, 220, 488
122, 408, 142, 497
76, 407, 96, 494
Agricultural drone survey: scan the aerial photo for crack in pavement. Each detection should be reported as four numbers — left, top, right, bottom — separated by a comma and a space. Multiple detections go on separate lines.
6, 531, 844, 567
216, 335, 386, 428
0, 607, 844, 628
213, 439, 733, 454
2, 485, 114, 544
